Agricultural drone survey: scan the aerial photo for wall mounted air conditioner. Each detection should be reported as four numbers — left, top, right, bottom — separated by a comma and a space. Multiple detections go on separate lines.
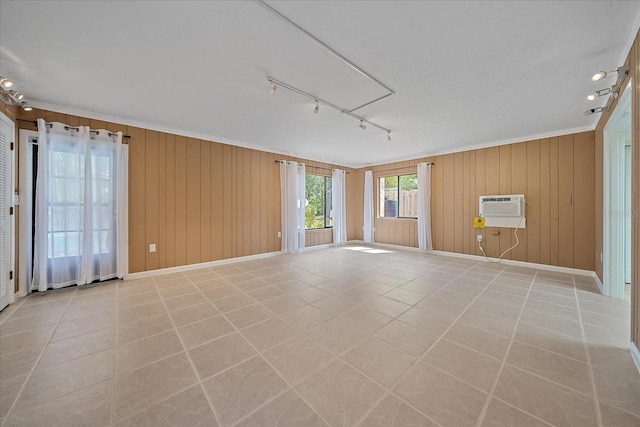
479, 194, 526, 228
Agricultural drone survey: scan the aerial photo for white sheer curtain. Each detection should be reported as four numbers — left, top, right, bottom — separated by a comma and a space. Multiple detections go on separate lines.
332, 169, 347, 245
363, 171, 374, 242
417, 163, 433, 251
33, 120, 128, 291
280, 161, 306, 253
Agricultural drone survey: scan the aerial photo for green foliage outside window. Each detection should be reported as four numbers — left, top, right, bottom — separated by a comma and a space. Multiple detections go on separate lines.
305, 174, 332, 229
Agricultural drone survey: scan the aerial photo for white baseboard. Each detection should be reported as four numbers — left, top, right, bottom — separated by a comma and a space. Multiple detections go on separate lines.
631, 342, 640, 374
348, 240, 424, 253
129, 240, 599, 287
593, 273, 604, 295
301, 243, 333, 252
125, 243, 335, 281
347, 240, 597, 278
126, 251, 282, 280
431, 250, 597, 277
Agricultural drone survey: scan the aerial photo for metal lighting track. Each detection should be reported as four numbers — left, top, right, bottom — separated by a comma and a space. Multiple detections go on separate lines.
267, 77, 391, 134
257, 0, 394, 136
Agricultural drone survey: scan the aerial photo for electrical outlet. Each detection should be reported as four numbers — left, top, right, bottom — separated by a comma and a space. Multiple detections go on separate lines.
477, 235, 483, 242
149, 244, 156, 253
277, 232, 281, 238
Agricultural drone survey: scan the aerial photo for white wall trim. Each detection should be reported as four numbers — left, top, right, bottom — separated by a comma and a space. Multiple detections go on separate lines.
28, 101, 355, 169
126, 251, 282, 280
348, 240, 424, 253
630, 342, 640, 374
347, 240, 598, 278
619, 8, 640, 67
593, 273, 604, 295
125, 243, 334, 281
430, 250, 597, 277
302, 243, 333, 252
29, 101, 596, 170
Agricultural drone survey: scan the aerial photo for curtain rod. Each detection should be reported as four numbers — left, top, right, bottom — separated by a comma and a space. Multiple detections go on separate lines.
275, 160, 350, 174
17, 119, 131, 139
371, 163, 434, 173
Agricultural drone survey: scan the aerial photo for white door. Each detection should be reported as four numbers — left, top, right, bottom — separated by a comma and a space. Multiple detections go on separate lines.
0, 112, 15, 311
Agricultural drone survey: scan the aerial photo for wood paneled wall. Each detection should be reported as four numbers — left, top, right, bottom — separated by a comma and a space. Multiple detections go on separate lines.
594, 30, 639, 346
306, 229, 333, 247
14, 108, 349, 273
349, 131, 596, 271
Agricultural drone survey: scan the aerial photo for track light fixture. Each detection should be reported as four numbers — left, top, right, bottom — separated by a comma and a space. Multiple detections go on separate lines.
0, 77, 33, 110
387, 132, 391, 142
266, 77, 392, 138
584, 106, 608, 116
269, 82, 277, 96
9, 91, 24, 101
587, 87, 612, 101
591, 66, 628, 81
592, 71, 607, 81
0, 77, 13, 88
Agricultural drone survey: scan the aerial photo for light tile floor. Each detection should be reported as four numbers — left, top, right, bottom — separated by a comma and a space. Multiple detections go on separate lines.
1, 245, 638, 426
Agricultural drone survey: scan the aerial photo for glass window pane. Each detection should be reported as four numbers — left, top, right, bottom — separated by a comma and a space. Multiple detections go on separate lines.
380, 176, 398, 218
325, 177, 333, 227
399, 174, 418, 218
66, 232, 80, 257
52, 232, 66, 258
67, 207, 81, 231
52, 206, 65, 232
305, 174, 325, 229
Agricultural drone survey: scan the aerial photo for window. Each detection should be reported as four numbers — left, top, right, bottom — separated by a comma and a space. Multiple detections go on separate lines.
47, 146, 116, 258
379, 174, 418, 218
305, 174, 332, 229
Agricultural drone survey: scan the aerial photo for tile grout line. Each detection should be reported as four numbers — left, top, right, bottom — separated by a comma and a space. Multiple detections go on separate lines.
351, 261, 510, 427
153, 272, 226, 427
2, 249, 612, 426
573, 275, 604, 427
199, 267, 337, 427
1, 287, 78, 426
474, 268, 539, 427
148, 267, 329, 427
0, 296, 27, 326
110, 280, 122, 427
221, 261, 454, 426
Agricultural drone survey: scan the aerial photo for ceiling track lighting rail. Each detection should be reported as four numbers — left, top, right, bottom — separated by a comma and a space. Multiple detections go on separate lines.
267, 76, 392, 136
256, 0, 394, 106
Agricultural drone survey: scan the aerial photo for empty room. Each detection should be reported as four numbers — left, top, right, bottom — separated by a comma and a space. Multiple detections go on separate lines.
0, 1, 639, 426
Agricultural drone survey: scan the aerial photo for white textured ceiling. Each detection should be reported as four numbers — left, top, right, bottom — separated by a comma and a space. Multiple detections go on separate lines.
1, 1, 639, 167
